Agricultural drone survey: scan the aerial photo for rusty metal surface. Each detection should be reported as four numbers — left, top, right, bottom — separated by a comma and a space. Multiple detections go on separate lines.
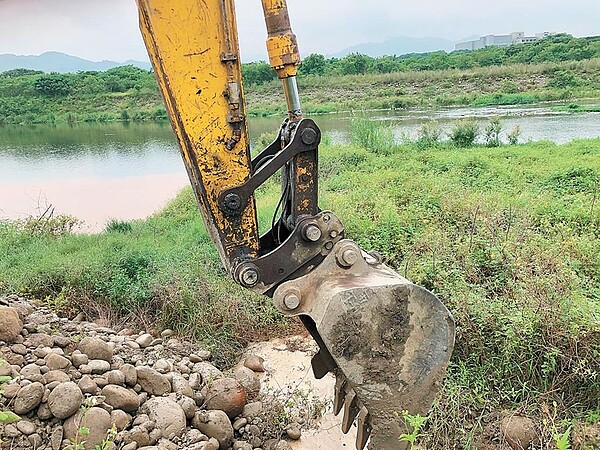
273, 240, 456, 449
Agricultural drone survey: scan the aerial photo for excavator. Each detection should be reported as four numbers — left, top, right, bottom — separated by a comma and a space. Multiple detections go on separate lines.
135, 1, 455, 448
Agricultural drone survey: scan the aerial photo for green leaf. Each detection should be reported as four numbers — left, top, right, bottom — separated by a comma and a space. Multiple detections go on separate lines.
0, 376, 12, 383
0, 410, 21, 423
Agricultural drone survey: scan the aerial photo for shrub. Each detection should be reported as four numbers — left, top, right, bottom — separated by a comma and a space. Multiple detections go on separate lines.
416, 120, 443, 149
449, 120, 479, 147
484, 117, 502, 147
507, 125, 522, 145
350, 119, 396, 155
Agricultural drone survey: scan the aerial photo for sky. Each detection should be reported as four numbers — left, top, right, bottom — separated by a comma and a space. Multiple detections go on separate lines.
0, 0, 598, 62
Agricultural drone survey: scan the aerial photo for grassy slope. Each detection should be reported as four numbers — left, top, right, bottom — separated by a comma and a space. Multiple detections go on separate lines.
1, 136, 599, 446
1, 59, 599, 124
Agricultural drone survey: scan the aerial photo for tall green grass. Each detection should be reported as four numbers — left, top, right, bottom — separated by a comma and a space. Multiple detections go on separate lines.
0, 130, 598, 446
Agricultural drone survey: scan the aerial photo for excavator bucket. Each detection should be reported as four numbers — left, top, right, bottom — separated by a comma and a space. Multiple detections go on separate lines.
274, 239, 455, 450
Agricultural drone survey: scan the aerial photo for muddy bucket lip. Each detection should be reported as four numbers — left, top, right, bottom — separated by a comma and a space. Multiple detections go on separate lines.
273, 239, 455, 450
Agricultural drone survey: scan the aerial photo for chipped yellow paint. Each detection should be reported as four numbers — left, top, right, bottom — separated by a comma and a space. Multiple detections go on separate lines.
261, 0, 300, 78
136, 0, 259, 270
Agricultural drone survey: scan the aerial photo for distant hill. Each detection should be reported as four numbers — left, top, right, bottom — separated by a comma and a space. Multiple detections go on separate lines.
0, 51, 152, 73
331, 36, 456, 58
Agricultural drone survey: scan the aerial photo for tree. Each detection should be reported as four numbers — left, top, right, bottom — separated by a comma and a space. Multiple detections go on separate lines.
0, 68, 43, 78
33, 73, 72, 96
339, 53, 373, 75
241, 62, 276, 85
299, 53, 327, 76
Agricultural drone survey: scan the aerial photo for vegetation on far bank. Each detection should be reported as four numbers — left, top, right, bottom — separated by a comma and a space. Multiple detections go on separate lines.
0, 34, 599, 125
1, 122, 599, 447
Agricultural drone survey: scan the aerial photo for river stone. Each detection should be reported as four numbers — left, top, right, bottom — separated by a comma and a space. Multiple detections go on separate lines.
178, 395, 197, 420
111, 409, 132, 431
135, 333, 154, 348
243, 355, 265, 373
37, 402, 53, 420
102, 385, 140, 412
233, 366, 260, 398
192, 410, 234, 450
0, 306, 22, 342
72, 351, 89, 368
16, 420, 36, 435
193, 362, 223, 382
43, 369, 71, 384
78, 336, 113, 362
2, 382, 21, 398
137, 366, 171, 396
123, 425, 151, 447
13, 381, 44, 414
286, 423, 301, 440
121, 363, 138, 386
106, 369, 126, 386
45, 352, 71, 370
50, 426, 64, 450
88, 359, 111, 374
500, 415, 539, 450
170, 372, 193, 397
78, 375, 99, 394
20, 363, 42, 380
142, 397, 186, 439
202, 378, 247, 418
48, 381, 83, 419
64, 407, 112, 450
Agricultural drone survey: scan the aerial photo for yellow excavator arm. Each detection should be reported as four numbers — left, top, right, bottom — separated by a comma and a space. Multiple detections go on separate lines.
135, 1, 455, 449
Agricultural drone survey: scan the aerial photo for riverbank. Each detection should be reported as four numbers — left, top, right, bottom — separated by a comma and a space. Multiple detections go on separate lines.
0, 58, 599, 125
1, 133, 599, 447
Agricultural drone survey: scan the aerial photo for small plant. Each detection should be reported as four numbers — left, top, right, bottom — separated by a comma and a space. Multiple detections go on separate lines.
449, 120, 479, 147
553, 426, 572, 450
398, 411, 428, 449
416, 120, 443, 149
105, 219, 133, 233
350, 118, 396, 155
484, 117, 502, 147
507, 124, 522, 145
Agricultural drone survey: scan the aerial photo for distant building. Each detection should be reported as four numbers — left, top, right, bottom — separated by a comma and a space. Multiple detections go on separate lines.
455, 32, 556, 51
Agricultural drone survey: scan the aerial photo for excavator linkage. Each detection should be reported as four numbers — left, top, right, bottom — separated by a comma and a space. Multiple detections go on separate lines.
274, 240, 455, 449
136, 0, 455, 448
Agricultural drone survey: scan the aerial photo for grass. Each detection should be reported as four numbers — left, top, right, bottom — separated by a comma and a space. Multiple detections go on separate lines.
0, 125, 599, 447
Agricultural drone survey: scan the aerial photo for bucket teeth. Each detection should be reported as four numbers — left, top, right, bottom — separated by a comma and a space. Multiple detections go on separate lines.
333, 373, 347, 416
341, 390, 360, 434
356, 407, 372, 450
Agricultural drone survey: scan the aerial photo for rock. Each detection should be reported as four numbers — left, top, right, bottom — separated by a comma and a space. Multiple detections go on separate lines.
154, 359, 173, 374
88, 359, 111, 374
124, 426, 151, 447
45, 352, 71, 370
500, 415, 539, 450
111, 409, 132, 431
243, 355, 265, 372
28, 433, 43, 448
202, 378, 247, 418
122, 443, 138, 450
286, 423, 301, 440
121, 363, 138, 386
136, 366, 171, 396
72, 351, 89, 368
13, 381, 44, 415
178, 395, 197, 420
233, 442, 253, 450
242, 401, 263, 419
54, 335, 72, 347
3, 424, 20, 438
0, 306, 22, 342
170, 372, 193, 397
193, 362, 223, 381
50, 426, 64, 450
141, 397, 186, 439
188, 373, 202, 390
192, 410, 234, 450
78, 336, 113, 362
136, 333, 154, 348
43, 369, 71, 384
78, 375, 99, 394
102, 385, 140, 412
16, 419, 36, 435
10, 343, 27, 355
106, 369, 126, 386
64, 407, 112, 450
2, 382, 20, 398
160, 329, 174, 338
232, 418, 247, 431
48, 381, 83, 419
233, 366, 260, 397
37, 402, 53, 420
20, 363, 42, 380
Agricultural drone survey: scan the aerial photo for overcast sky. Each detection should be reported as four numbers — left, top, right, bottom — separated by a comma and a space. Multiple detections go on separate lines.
0, 0, 598, 62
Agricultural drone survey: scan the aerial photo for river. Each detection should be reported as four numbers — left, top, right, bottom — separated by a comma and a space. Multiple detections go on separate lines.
1, 104, 599, 231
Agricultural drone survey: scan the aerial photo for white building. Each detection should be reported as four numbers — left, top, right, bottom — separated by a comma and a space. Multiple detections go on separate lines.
455, 32, 556, 51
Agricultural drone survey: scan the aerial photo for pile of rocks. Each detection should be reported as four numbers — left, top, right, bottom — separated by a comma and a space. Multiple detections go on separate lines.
0, 295, 301, 450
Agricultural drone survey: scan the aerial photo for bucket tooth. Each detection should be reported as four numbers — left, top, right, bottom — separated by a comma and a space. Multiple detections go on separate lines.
341, 390, 359, 434
333, 373, 347, 416
356, 407, 371, 450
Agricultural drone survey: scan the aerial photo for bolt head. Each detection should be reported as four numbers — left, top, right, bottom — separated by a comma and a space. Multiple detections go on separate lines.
302, 224, 322, 242
301, 128, 318, 145
336, 244, 360, 268
283, 293, 301, 310
240, 268, 259, 287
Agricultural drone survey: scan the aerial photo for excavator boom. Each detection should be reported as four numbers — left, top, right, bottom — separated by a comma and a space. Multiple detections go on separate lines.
135, 1, 455, 448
